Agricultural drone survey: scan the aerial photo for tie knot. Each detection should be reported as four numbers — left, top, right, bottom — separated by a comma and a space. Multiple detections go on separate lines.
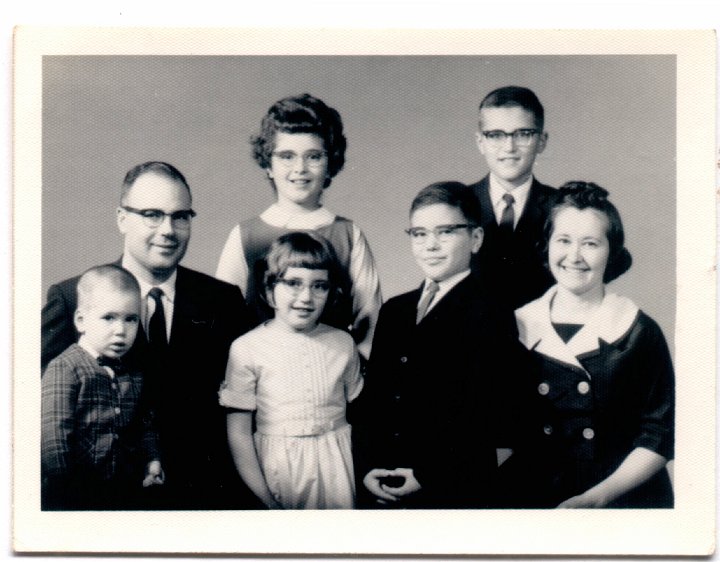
502, 193, 515, 206
97, 355, 124, 372
425, 280, 440, 295
149, 287, 164, 302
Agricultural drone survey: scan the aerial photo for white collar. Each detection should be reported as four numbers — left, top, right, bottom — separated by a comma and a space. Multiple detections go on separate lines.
260, 204, 336, 229
515, 285, 639, 370
489, 174, 533, 221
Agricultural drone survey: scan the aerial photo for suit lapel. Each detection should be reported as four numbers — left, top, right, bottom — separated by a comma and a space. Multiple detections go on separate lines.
416, 276, 475, 326
515, 178, 546, 232
170, 267, 215, 346
473, 176, 496, 230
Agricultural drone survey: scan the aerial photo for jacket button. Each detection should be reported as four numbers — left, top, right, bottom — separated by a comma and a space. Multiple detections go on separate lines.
400, 356, 408, 363
582, 427, 595, 440
538, 382, 550, 395
543, 424, 553, 435
577, 381, 590, 395
114, 407, 121, 415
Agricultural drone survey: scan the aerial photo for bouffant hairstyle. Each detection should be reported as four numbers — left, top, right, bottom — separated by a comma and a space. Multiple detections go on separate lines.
251, 94, 347, 188
544, 181, 632, 283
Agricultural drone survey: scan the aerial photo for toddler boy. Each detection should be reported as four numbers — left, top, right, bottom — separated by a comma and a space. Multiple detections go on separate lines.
42, 265, 163, 510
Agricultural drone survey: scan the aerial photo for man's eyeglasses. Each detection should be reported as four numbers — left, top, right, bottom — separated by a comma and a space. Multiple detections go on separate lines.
275, 278, 331, 297
481, 128, 540, 146
271, 150, 328, 169
405, 224, 477, 244
121, 206, 196, 229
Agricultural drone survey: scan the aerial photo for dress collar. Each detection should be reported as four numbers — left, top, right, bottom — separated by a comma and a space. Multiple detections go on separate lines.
515, 285, 639, 370
260, 204, 336, 229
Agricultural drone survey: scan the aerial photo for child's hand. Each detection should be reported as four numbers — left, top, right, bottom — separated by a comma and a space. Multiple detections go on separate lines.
363, 469, 402, 503
381, 467, 421, 498
142, 460, 165, 487
364, 468, 421, 504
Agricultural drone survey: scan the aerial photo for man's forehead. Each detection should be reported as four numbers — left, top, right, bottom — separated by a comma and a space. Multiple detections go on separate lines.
124, 172, 191, 206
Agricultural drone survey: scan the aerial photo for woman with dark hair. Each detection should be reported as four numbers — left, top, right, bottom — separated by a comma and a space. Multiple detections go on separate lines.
512, 181, 674, 508
216, 94, 382, 359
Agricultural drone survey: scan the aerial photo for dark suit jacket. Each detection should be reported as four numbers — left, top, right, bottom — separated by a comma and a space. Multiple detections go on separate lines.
352, 275, 532, 509
41, 263, 258, 509
468, 175, 556, 312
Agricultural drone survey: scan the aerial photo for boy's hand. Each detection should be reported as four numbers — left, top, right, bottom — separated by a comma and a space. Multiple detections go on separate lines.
363, 468, 402, 503
363, 468, 421, 504
381, 467, 421, 498
142, 460, 165, 487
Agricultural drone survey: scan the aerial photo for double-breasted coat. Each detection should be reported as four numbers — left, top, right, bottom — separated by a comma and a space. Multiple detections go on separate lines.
511, 287, 675, 508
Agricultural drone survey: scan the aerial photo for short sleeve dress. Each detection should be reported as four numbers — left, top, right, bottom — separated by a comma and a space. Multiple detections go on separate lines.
219, 321, 364, 509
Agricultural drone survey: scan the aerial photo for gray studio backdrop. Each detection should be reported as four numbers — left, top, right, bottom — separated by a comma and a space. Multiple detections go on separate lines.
42, 55, 676, 352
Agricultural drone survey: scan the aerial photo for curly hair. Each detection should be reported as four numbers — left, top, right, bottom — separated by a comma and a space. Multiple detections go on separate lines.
251, 94, 347, 187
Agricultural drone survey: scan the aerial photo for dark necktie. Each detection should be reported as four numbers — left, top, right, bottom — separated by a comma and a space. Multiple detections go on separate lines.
416, 280, 440, 324
148, 287, 168, 351
498, 193, 515, 235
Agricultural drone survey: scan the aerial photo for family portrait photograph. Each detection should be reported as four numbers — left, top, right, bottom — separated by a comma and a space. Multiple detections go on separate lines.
11, 27, 716, 556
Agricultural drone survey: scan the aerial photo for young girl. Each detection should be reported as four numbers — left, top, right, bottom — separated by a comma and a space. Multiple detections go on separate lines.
514, 182, 674, 508
219, 231, 364, 509
216, 93, 382, 360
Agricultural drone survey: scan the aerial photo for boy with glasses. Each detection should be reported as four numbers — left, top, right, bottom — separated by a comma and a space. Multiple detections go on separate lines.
353, 182, 529, 508
470, 86, 556, 311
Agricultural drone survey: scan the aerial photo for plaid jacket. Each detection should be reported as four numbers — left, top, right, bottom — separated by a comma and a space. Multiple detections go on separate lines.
41, 344, 159, 483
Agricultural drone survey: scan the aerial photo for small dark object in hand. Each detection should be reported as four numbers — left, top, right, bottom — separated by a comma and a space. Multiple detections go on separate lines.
378, 475, 406, 488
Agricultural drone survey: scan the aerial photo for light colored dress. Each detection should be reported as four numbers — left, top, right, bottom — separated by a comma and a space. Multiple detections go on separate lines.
219, 321, 364, 509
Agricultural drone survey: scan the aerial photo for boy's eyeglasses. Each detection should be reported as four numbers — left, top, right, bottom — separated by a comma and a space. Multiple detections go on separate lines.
481, 128, 540, 146
405, 224, 477, 244
121, 206, 196, 229
275, 278, 331, 297
271, 150, 328, 169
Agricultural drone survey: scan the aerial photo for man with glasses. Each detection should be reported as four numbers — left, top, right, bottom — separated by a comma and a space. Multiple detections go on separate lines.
41, 161, 257, 509
469, 86, 556, 311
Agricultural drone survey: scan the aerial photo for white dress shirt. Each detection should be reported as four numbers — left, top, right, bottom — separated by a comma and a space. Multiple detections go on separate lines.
489, 174, 534, 229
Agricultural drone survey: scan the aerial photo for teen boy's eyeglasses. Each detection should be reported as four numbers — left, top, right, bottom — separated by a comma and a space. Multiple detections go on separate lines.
405, 224, 477, 244
271, 150, 328, 169
275, 278, 331, 297
121, 206, 196, 230
481, 128, 540, 146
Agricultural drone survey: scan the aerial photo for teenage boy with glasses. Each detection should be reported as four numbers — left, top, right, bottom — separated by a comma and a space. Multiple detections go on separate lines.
470, 85, 557, 312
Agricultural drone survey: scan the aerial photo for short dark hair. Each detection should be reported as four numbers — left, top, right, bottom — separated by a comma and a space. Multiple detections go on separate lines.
121, 161, 191, 205
76, 264, 140, 310
544, 181, 632, 283
410, 181, 481, 225
264, 231, 343, 306
251, 94, 347, 186
479, 86, 545, 130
